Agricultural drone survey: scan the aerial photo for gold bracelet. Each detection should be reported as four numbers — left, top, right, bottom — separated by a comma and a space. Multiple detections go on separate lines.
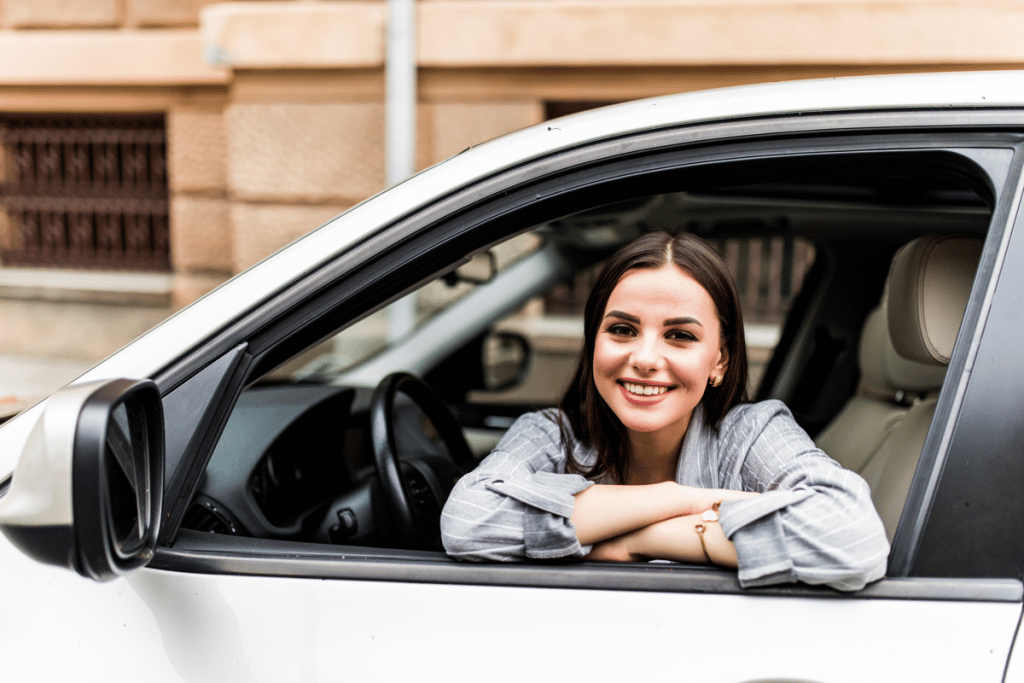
694, 501, 722, 564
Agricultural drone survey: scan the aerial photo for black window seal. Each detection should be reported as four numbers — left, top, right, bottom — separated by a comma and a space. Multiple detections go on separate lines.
153, 530, 1023, 603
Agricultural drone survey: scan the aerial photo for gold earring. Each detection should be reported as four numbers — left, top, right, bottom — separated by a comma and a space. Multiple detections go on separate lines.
708, 376, 722, 388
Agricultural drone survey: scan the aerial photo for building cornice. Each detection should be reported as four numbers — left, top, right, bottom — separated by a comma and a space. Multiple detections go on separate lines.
203, 0, 1024, 70
0, 29, 227, 85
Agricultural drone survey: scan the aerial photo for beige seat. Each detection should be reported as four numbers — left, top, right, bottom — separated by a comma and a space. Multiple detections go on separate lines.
862, 234, 982, 540
816, 234, 982, 540
815, 306, 946, 476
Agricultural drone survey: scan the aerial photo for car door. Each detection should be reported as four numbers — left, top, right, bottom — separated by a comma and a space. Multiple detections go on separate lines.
147, 117, 1024, 682
3, 100, 1024, 682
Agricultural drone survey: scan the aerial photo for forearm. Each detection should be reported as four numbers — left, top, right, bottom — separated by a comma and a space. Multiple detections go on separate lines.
571, 482, 755, 546
623, 513, 738, 567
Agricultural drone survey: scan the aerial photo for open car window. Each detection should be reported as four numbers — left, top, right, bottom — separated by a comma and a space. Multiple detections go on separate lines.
157, 129, 1012, 597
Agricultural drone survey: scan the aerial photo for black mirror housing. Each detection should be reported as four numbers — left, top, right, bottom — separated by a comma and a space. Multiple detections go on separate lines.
0, 379, 164, 581
72, 380, 164, 580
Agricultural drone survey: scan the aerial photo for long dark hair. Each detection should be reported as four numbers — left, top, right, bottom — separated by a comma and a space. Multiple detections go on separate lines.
558, 231, 748, 484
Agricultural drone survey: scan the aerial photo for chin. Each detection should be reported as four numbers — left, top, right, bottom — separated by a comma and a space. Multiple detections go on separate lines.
616, 410, 692, 436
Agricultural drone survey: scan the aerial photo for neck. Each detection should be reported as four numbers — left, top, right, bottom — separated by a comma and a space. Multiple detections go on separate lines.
624, 412, 693, 485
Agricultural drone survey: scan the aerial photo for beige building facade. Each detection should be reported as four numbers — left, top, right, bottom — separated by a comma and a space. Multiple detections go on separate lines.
1, 0, 1023, 361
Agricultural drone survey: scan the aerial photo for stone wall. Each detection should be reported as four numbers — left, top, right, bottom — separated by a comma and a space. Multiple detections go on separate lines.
222, 96, 543, 269
168, 107, 231, 275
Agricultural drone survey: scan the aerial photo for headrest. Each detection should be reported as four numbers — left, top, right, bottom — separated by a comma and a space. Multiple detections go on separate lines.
886, 235, 983, 366
859, 306, 946, 396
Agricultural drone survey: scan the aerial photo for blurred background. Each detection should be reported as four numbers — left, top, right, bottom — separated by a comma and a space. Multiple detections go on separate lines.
0, 0, 1020, 411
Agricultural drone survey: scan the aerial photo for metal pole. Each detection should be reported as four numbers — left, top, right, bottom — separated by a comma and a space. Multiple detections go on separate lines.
385, 0, 417, 340
386, 0, 416, 186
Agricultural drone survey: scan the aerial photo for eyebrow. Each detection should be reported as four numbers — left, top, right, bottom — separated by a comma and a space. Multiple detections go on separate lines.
604, 311, 704, 328
605, 310, 640, 323
664, 316, 703, 327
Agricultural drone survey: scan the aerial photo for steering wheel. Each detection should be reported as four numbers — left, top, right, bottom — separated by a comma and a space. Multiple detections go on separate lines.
370, 372, 477, 550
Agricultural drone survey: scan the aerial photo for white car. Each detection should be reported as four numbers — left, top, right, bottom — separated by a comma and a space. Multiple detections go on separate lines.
3, 71, 1024, 682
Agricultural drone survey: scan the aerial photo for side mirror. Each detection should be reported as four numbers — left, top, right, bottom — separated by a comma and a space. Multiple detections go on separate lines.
441, 250, 498, 286
0, 379, 163, 581
482, 331, 531, 392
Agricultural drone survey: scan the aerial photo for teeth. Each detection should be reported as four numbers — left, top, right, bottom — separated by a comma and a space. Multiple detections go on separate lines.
624, 382, 668, 396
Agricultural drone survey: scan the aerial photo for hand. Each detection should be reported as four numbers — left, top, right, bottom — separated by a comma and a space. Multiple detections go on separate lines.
585, 512, 739, 566
585, 534, 642, 562
675, 484, 758, 517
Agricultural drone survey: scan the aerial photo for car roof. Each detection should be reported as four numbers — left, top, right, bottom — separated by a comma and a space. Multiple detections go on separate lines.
1, 69, 1022, 475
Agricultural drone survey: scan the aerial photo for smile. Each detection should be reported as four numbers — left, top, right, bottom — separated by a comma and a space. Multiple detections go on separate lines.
619, 380, 675, 397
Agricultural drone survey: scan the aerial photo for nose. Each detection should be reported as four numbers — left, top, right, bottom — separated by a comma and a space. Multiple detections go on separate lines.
630, 332, 663, 374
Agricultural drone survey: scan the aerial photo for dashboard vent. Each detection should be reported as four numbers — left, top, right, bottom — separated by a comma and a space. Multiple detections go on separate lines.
181, 495, 241, 535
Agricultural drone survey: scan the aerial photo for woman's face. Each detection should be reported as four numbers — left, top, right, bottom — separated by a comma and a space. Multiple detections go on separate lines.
593, 264, 728, 446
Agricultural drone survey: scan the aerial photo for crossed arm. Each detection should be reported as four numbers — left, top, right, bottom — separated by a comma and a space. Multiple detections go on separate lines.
571, 482, 758, 565
441, 408, 888, 589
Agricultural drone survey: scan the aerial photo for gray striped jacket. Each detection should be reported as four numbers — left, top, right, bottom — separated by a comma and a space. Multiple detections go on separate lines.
440, 400, 889, 591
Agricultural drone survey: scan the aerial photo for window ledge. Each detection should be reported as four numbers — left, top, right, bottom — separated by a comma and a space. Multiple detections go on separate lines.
0, 268, 172, 306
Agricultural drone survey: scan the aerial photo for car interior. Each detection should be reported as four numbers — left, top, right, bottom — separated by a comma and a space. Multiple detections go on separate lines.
172, 145, 993, 566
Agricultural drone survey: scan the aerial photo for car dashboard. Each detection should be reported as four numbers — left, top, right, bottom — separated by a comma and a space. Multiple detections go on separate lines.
184, 384, 369, 540
182, 381, 503, 549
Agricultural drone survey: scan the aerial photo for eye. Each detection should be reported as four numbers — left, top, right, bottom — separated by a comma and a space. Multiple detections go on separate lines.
606, 323, 636, 337
666, 329, 697, 342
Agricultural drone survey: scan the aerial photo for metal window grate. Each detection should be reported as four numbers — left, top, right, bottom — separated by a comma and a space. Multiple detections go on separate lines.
713, 236, 815, 325
0, 113, 169, 271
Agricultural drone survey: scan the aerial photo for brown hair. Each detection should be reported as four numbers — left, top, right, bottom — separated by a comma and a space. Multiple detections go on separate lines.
558, 231, 748, 484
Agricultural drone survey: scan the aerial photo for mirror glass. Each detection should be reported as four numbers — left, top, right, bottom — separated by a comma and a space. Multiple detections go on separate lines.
482, 332, 529, 391
104, 398, 151, 556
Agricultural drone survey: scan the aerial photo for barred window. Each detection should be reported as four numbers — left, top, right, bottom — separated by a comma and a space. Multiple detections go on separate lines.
0, 113, 169, 271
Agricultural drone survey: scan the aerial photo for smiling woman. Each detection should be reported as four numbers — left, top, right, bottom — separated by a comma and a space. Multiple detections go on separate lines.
594, 266, 727, 464
440, 232, 890, 590
580, 233, 743, 487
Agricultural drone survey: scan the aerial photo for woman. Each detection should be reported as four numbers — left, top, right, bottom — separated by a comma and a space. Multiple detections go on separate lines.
440, 231, 889, 591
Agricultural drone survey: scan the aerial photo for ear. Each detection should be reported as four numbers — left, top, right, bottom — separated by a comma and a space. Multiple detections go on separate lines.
714, 344, 730, 379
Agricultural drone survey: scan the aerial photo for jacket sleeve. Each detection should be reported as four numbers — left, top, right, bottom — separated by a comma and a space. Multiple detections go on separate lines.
440, 411, 594, 561
715, 401, 890, 591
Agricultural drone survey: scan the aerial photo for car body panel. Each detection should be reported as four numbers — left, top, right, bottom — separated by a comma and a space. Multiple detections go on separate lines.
0, 533, 1017, 683
1006, 635, 1024, 683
